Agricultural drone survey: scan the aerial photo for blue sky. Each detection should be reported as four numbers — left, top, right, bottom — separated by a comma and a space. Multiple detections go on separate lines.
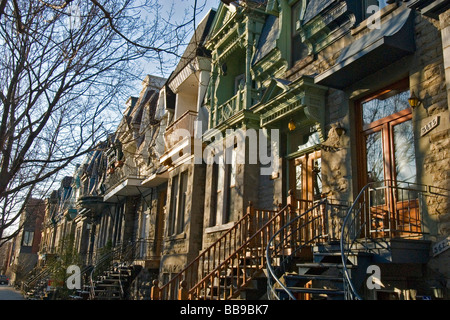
142, 0, 219, 77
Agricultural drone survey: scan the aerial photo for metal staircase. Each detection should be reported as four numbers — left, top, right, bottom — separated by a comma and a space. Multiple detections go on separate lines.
268, 180, 449, 300
86, 241, 142, 300
340, 180, 450, 300
154, 180, 449, 300
88, 263, 141, 300
266, 197, 352, 300
156, 192, 349, 300
156, 203, 282, 300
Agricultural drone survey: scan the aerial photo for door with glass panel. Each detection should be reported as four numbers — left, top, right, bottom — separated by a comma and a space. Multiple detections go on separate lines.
358, 82, 419, 238
290, 151, 323, 242
291, 151, 322, 208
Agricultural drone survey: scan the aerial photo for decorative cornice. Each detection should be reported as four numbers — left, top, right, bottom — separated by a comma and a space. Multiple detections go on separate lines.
253, 75, 328, 132
298, 1, 356, 54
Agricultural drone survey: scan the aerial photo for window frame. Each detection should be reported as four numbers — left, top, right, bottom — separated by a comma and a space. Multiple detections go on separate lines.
22, 230, 34, 247
355, 79, 414, 189
167, 170, 189, 237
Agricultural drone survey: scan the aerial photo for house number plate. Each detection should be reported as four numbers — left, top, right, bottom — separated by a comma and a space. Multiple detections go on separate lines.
432, 236, 450, 257
421, 116, 439, 136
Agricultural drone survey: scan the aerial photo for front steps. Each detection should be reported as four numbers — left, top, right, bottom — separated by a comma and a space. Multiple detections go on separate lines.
275, 243, 371, 300
198, 252, 268, 300
67, 263, 142, 300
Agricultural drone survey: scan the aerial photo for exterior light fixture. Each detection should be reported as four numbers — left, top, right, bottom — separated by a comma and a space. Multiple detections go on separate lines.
288, 119, 296, 131
408, 91, 421, 109
221, 63, 227, 76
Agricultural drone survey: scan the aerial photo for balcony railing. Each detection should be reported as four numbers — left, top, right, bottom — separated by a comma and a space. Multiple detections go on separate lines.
164, 110, 198, 151
214, 89, 244, 126
340, 180, 450, 299
212, 88, 260, 127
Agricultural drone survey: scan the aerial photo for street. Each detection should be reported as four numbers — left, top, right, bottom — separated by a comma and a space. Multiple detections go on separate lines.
0, 285, 25, 300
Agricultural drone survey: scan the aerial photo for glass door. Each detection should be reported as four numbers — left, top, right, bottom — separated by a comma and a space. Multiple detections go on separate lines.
290, 150, 323, 243
358, 82, 419, 238
290, 150, 323, 212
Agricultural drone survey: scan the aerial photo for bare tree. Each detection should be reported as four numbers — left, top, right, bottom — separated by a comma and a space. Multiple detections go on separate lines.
0, 0, 206, 244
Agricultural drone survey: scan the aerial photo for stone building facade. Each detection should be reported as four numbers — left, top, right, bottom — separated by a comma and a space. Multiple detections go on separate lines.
30, 0, 450, 300
7, 198, 45, 285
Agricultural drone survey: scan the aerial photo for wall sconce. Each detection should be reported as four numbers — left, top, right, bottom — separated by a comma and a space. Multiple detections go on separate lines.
335, 123, 346, 136
408, 91, 421, 109
221, 63, 227, 76
288, 119, 296, 131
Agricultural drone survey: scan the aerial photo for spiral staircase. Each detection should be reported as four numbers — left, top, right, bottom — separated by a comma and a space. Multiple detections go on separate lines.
153, 181, 448, 300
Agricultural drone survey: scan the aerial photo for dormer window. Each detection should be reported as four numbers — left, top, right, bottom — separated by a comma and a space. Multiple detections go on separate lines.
291, 0, 308, 65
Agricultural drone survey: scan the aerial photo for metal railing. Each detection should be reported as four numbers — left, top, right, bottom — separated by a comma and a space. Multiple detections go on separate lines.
156, 203, 278, 300
340, 180, 450, 300
188, 205, 288, 300
88, 240, 141, 300
266, 197, 349, 300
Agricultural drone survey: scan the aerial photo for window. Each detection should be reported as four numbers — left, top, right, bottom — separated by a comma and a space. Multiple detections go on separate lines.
357, 80, 416, 187
168, 171, 188, 236
291, 0, 308, 66
234, 74, 245, 94
210, 145, 237, 227
22, 231, 34, 247
177, 171, 188, 234
113, 202, 125, 246
357, 81, 422, 237
168, 175, 178, 235
290, 150, 322, 210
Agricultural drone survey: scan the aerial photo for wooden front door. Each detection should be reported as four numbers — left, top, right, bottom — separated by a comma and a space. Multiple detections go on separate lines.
290, 150, 322, 210
357, 81, 420, 238
289, 150, 323, 244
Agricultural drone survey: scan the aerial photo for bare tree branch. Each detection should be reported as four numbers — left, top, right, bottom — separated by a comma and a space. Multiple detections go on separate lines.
0, 0, 200, 243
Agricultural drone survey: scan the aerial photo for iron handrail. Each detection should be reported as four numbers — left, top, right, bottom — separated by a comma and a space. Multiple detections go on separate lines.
88, 240, 139, 299
158, 205, 278, 299
266, 198, 328, 300
188, 204, 290, 300
340, 180, 450, 300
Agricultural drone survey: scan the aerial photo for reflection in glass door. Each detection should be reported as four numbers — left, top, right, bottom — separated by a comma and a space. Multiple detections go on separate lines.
291, 151, 322, 210
358, 84, 420, 238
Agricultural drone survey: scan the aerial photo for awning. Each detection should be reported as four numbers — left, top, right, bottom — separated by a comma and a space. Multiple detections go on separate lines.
103, 177, 146, 202
252, 75, 328, 131
141, 168, 169, 187
315, 8, 415, 89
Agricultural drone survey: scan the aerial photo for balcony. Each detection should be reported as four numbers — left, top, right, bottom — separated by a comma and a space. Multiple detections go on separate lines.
160, 110, 198, 168
214, 90, 244, 126
77, 195, 105, 218
211, 88, 261, 129
103, 159, 146, 202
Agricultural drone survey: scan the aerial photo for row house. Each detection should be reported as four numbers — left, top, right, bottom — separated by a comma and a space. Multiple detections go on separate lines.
31, 75, 169, 299
30, 0, 450, 301
96, 73, 168, 275
5, 198, 44, 286
158, 10, 216, 284
156, 0, 450, 301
